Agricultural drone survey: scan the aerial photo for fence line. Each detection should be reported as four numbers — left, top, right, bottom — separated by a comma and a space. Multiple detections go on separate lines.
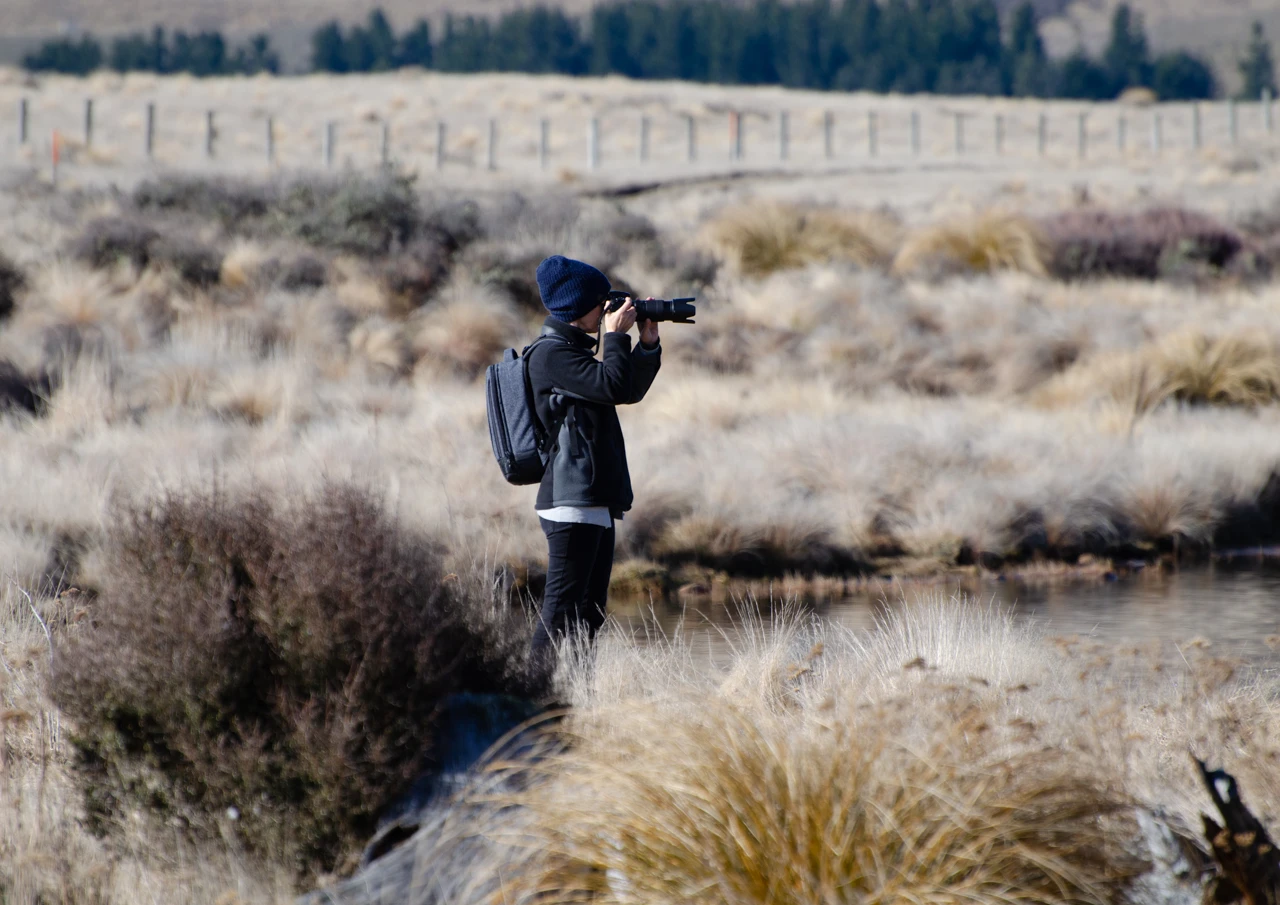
10, 95, 1280, 180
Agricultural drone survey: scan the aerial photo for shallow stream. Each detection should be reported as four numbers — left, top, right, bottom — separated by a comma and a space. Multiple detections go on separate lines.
631, 563, 1280, 669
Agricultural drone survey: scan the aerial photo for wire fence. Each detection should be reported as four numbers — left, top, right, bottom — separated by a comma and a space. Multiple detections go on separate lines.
7, 88, 1279, 185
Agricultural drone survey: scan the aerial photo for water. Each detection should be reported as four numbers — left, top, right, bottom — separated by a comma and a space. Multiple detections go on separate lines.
630, 564, 1280, 667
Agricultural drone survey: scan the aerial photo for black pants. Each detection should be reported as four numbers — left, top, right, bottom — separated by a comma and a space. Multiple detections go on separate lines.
531, 517, 615, 659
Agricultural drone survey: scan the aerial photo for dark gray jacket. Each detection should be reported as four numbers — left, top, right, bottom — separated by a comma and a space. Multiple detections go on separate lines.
526, 316, 661, 514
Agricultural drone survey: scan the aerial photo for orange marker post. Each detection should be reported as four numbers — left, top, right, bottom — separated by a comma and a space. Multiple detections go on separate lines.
51, 129, 62, 188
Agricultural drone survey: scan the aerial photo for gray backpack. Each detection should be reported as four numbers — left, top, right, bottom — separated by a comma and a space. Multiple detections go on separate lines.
485, 336, 562, 486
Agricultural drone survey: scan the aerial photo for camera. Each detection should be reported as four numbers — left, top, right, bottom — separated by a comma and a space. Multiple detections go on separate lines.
606, 290, 696, 324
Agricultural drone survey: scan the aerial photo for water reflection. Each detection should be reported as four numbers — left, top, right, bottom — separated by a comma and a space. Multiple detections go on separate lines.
615, 564, 1280, 666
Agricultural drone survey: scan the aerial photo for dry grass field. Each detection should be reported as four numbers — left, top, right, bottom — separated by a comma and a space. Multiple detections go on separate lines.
1, 70, 1280, 903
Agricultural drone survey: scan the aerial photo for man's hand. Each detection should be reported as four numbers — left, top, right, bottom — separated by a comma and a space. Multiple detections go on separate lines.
603, 297, 637, 335
638, 302, 660, 348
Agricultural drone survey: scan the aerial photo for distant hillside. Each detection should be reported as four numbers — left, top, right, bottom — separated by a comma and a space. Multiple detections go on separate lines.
2, 0, 1278, 88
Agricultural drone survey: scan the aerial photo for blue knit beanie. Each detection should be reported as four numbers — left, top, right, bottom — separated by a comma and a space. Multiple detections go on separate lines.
536, 255, 611, 323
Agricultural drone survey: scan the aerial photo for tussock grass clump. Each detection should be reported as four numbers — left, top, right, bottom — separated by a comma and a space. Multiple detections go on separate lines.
1042, 208, 1247, 281
509, 692, 1143, 905
894, 211, 1047, 278
706, 201, 900, 277
52, 484, 541, 878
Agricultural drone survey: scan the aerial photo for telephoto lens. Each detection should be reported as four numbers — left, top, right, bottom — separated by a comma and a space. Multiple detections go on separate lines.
607, 291, 697, 324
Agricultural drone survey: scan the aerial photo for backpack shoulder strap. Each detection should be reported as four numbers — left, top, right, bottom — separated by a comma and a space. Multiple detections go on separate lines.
521, 333, 570, 456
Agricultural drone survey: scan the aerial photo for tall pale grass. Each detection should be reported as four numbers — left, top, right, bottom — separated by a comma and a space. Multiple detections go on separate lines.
704, 201, 900, 277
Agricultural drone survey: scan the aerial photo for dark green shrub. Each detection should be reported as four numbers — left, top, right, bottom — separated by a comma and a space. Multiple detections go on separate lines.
1042, 208, 1246, 280
150, 236, 224, 287
0, 252, 25, 320
279, 254, 329, 291
53, 484, 540, 878
133, 175, 275, 231
70, 217, 160, 270
266, 173, 421, 256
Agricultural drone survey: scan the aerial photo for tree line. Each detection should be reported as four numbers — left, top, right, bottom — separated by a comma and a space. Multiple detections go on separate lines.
314, 0, 1273, 101
23, 27, 279, 77
20, 0, 1278, 103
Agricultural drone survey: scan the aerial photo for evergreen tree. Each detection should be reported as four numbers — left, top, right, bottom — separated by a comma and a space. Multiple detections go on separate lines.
1103, 4, 1151, 94
398, 20, 433, 68
1007, 2, 1053, 96
232, 34, 280, 75
1152, 51, 1216, 100
311, 22, 349, 73
23, 36, 103, 75
1238, 21, 1276, 99
1057, 50, 1115, 99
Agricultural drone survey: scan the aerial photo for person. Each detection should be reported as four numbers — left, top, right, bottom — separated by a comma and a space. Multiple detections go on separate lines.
524, 255, 661, 663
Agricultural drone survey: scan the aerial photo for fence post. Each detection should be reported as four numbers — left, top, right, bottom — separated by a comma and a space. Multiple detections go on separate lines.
1037, 112, 1047, 156
640, 115, 650, 163
145, 102, 155, 159
729, 110, 742, 161
266, 116, 275, 167
1151, 111, 1162, 153
995, 113, 1004, 155
18, 98, 28, 145
910, 110, 921, 155
953, 112, 964, 156
486, 118, 497, 171
436, 122, 446, 170
685, 114, 697, 162
868, 111, 878, 157
84, 99, 94, 148
1077, 112, 1087, 158
779, 111, 789, 161
1117, 114, 1127, 152
1192, 104, 1202, 150
588, 117, 600, 170
205, 110, 216, 158
1264, 87, 1274, 134
51, 129, 60, 189
539, 118, 550, 170
323, 120, 335, 168
380, 121, 390, 167
823, 111, 833, 160
1228, 99, 1239, 145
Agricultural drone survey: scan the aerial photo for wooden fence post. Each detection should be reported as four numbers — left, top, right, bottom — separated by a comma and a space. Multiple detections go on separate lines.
436, 122, 446, 171
18, 98, 28, 145
1077, 112, 1087, 158
1228, 99, 1239, 145
729, 110, 742, 161
1265, 87, 1274, 134
823, 110, 834, 159
953, 112, 964, 155
588, 118, 600, 170
380, 121, 390, 166
486, 118, 497, 171
1192, 104, 1202, 150
145, 102, 155, 159
206, 111, 218, 158
1117, 114, 1127, 152
1037, 112, 1047, 156
995, 113, 1004, 154
539, 119, 550, 170
1151, 112, 1162, 153
685, 114, 697, 162
323, 120, 335, 168
868, 111, 878, 157
910, 110, 921, 155
639, 115, 650, 163
84, 99, 94, 148
266, 116, 275, 166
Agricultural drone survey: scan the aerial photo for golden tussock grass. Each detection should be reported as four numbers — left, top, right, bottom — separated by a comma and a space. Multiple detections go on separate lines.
410, 293, 524, 381
511, 705, 1142, 905
704, 201, 900, 278
894, 211, 1048, 278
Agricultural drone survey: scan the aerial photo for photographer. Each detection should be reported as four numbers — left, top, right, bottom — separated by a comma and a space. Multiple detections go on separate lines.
525, 255, 661, 663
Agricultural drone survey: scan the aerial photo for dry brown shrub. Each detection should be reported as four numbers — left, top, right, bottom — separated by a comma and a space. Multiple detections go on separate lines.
705, 201, 900, 278
52, 484, 541, 879
508, 698, 1144, 905
895, 211, 1048, 278
410, 294, 523, 381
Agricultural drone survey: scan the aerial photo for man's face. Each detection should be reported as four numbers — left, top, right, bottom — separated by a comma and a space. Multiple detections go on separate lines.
577, 302, 605, 334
